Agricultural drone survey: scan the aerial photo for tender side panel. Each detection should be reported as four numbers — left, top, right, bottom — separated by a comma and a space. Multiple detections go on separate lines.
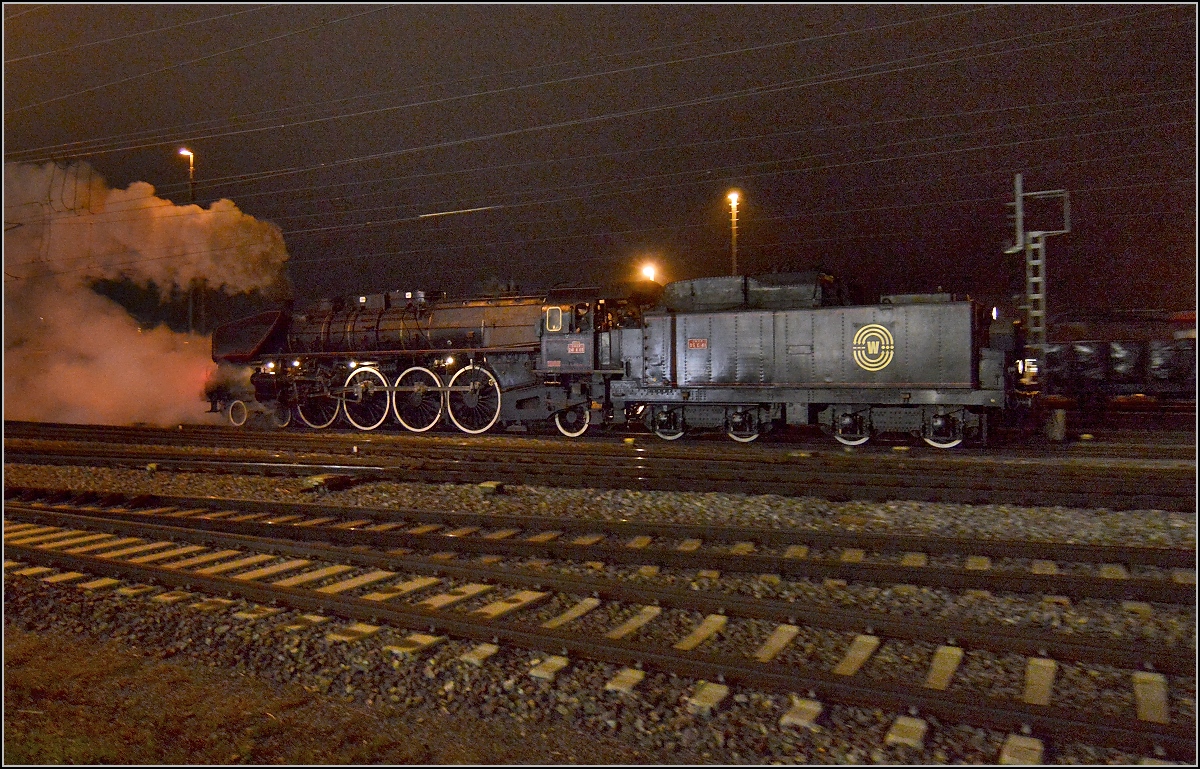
676, 311, 774, 386
810, 302, 975, 388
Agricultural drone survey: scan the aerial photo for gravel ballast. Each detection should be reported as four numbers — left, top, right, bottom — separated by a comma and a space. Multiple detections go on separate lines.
4, 462, 1195, 763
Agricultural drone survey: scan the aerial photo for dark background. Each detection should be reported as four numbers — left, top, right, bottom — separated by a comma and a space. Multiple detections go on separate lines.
5, 3, 1196, 317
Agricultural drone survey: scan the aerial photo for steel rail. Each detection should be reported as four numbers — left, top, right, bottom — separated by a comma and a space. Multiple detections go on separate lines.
6, 496, 1192, 605
9, 486, 1194, 567
5, 448, 1193, 512
6, 541, 1192, 761
7, 420, 1196, 475
5, 507, 1193, 677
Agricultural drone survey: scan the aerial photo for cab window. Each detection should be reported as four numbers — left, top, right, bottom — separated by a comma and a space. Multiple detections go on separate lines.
545, 306, 562, 332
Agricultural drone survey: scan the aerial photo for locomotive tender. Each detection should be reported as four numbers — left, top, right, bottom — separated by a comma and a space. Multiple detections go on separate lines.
209, 272, 1009, 447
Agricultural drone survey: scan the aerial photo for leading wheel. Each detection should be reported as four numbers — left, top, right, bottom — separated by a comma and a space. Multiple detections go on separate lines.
554, 405, 590, 437
343, 367, 390, 431
446, 365, 501, 434
295, 384, 340, 429
226, 399, 248, 427
268, 401, 291, 429
834, 433, 870, 446
392, 367, 443, 432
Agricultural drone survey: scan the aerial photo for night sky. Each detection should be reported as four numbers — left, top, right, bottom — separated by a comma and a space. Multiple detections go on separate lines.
5, 3, 1196, 317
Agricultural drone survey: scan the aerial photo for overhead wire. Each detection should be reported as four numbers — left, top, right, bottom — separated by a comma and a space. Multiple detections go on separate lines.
10, 8, 1188, 224
3, 5, 397, 116
153, 5, 1186, 198
6, 4, 995, 160
4, 7, 1191, 283
3, 5, 276, 64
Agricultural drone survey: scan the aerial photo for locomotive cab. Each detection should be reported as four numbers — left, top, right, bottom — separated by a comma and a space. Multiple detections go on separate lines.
540, 289, 598, 374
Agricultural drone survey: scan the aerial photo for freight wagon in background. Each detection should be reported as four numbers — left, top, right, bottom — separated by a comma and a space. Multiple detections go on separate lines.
1040, 309, 1196, 413
207, 271, 1018, 448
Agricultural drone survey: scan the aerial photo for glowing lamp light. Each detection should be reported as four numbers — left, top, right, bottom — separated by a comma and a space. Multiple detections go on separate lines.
727, 191, 738, 205
641, 264, 656, 282
445, 356, 455, 366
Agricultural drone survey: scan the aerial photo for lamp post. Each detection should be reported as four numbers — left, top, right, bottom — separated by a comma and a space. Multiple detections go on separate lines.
178, 148, 196, 333
178, 148, 195, 203
727, 191, 739, 276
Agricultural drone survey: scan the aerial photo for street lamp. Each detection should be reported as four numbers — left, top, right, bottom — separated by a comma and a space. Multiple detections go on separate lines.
178, 148, 195, 203
178, 148, 198, 332
727, 191, 739, 276
640, 263, 657, 283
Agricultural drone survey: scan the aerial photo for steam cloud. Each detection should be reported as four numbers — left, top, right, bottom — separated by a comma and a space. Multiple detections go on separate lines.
4, 160, 290, 426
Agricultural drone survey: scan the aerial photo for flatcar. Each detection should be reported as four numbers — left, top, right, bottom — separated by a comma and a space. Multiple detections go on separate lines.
207, 272, 1014, 448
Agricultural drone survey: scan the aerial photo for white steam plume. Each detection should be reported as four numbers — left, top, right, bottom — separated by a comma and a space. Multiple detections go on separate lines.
4, 160, 290, 426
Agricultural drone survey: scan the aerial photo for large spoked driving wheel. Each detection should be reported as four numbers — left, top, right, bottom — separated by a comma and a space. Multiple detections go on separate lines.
295, 385, 340, 429
392, 366, 444, 432
554, 404, 590, 437
342, 367, 390, 431
446, 365, 501, 434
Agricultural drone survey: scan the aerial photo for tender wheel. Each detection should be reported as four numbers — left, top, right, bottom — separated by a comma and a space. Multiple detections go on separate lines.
650, 407, 685, 440
554, 405, 590, 437
392, 367, 444, 432
226, 399, 248, 427
446, 365, 501, 434
342, 367, 390, 431
923, 413, 963, 449
268, 401, 291, 429
295, 385, 340, 429
726, 408, 760, 443
833, 411, 870, 446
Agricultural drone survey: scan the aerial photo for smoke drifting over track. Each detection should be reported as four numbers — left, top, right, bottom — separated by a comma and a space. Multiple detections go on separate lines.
3, 161, 290, 426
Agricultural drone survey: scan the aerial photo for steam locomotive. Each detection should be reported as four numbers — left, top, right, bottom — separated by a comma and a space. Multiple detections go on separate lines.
207, 272, 1013, 448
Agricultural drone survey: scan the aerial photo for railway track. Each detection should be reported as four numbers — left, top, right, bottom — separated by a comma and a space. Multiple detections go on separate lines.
5, 424, 1195, 512
6, 419, 1197, 460
5, 491, 1195, 761
5, 486, 1195, 604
